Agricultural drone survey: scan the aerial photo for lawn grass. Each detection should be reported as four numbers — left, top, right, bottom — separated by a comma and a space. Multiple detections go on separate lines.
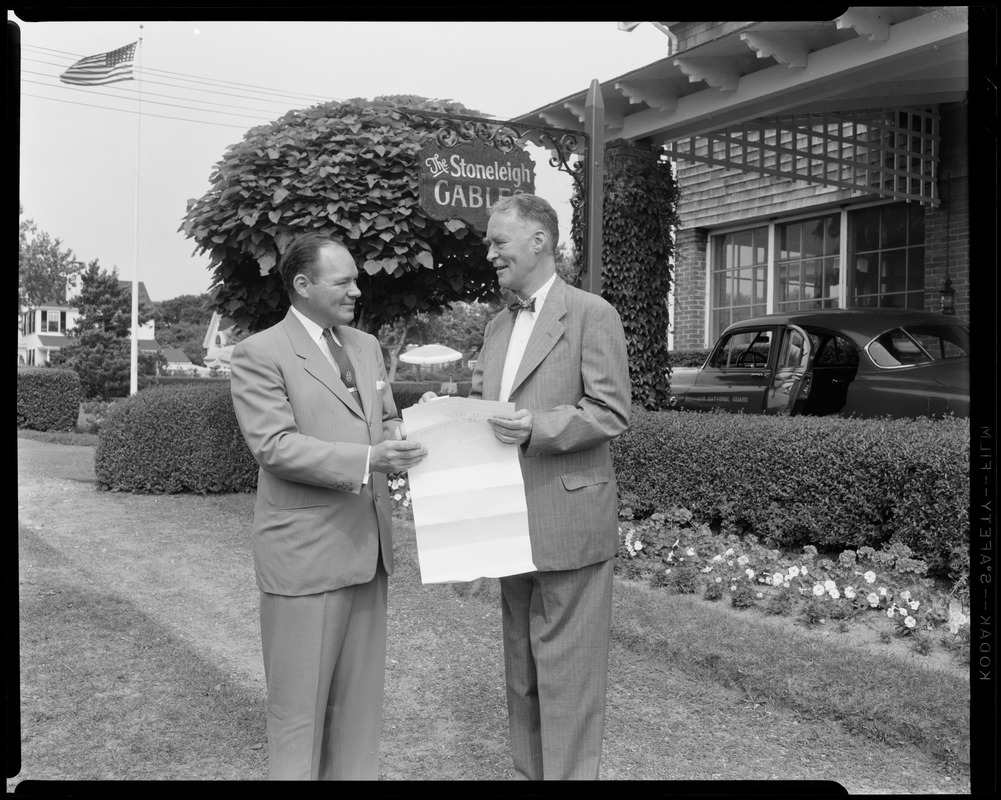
15, 427, 972, 785
609, 579, 970, 769
15, 524, 267, 783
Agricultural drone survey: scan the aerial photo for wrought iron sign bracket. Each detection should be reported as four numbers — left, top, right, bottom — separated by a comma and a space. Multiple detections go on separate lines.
398, 108, 589, 210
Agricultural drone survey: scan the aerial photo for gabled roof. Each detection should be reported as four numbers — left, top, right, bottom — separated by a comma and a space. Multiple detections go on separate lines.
161, 347, 192, 364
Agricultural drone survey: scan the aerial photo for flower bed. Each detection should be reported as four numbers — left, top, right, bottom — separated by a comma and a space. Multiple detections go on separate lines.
618, 506, 971, 664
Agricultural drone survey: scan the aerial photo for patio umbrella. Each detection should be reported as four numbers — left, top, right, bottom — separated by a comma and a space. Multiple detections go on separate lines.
399, 344, 463, 366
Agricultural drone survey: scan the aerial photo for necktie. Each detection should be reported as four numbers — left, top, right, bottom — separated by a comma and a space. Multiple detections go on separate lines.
322, 328, 361, 404
508, 297, 536, 314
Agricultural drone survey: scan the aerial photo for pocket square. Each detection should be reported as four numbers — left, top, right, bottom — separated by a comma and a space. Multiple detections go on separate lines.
376, 380, 385, 390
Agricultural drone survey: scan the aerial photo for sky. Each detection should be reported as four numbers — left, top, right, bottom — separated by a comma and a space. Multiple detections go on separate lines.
13, 16, 673, 302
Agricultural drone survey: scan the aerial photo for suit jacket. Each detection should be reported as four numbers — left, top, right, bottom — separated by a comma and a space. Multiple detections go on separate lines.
471, 277, 631, 571
230, 310, 400, 596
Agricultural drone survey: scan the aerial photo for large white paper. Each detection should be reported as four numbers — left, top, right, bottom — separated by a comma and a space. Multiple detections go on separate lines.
401, 396, 535, 583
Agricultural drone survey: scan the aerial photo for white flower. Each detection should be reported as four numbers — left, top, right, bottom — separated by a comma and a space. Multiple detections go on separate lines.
701, 566, 713, 573
812, 584, 825, 596
711, 554, 723, 563
394, 493, 402, 501
725, 548, 734, 556
878, 586, 888, 597
909, 600, 920, 611
844, 586, 856, 599
887, 608, 896, 618
685, 547, 696, 557
899, 607, 909, 617
787, 566, 800, 578
899, 590, 911, 601
745, 568, 755, 579
665, 568, 672, 575
782, 581, 791, 589
730, 584, 737, 592
904, 616, 916, 629
756, 592, 763, 599
772, 573, 785, 587
800, 566, 808, 577
863, 571, 876, 584
867, 592, 880, 607
635, 540, 645, 551
715, 576, 722, 583
823, 579, 837, 592
948, 611, 969, 635
737, 555, 750, 566
828, 587, 840, 600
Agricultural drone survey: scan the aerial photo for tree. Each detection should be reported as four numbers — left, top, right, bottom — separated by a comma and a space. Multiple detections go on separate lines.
71, 261, 153, 335
180, 95, 507, 337
18, 206, 83, 309
572, 146, 678, 411
48, 262, 160, 399
151, 293, 214, 366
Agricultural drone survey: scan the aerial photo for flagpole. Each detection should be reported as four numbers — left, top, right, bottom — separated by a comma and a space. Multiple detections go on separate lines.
130, 27, 143, 395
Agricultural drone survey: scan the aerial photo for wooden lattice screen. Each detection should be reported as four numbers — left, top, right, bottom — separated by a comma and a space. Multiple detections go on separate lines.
664, 107, 940, 205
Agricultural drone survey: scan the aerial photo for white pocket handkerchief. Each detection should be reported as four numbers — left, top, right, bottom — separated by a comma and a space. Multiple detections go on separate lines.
376, 380, 385, 390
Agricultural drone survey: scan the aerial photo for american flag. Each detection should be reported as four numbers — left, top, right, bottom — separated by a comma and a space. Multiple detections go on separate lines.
59, 42, 137, 86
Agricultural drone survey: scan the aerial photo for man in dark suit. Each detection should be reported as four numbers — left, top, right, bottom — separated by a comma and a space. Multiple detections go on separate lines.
472, 194, 632, 779
230, 232, 427, 780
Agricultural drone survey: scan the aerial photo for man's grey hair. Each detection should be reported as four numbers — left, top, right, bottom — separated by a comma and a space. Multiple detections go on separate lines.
491, 193, 559, 255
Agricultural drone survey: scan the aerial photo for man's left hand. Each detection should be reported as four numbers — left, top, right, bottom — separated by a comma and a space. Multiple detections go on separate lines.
488, 408, 533, 446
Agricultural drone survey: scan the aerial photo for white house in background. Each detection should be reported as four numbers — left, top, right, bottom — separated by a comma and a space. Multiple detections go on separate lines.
201, 311, 238, 374
160, 347, 194, 372
17, 279, 158, 366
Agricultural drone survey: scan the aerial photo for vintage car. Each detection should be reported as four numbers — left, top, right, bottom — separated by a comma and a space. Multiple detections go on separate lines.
669, 309, 970, 419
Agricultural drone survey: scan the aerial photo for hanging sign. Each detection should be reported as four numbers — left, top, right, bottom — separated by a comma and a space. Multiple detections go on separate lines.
418, 138, 536, 233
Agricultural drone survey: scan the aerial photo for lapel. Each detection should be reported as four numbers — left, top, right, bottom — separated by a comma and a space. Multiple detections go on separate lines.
482, 307, 515, 401
508, 277, 568, 399
284, 312, 367, 421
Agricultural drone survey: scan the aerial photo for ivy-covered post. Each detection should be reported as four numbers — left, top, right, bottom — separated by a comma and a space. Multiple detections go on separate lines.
575, 143, 679, 411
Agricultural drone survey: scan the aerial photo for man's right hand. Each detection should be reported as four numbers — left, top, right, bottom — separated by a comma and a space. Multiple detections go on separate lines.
370, 435, 428, 473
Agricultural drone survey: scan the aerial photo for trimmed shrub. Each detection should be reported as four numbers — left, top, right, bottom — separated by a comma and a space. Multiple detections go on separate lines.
612, 409, 969, 579
668, 349, 712, 368
17, 367, 81, 432
95, 383, 257, 494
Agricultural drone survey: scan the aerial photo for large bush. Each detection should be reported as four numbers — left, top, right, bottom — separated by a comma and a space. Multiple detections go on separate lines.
95, 384, 257, 494
612, 409, 970, 579
17, 367, 80, 432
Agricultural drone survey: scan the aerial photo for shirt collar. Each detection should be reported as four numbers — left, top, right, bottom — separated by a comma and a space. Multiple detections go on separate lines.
290, 304, 337, 345
526, 273, 557, 315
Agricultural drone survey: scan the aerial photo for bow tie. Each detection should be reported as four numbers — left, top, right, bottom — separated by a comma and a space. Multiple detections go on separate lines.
508, 297, 536, 314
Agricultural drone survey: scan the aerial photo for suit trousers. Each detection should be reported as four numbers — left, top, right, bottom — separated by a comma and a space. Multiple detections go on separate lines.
499, 557, 614, 780
259, 561, 388, 780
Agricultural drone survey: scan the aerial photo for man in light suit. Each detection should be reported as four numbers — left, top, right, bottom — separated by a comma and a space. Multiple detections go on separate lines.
473, 194, 631, 779
230, 232, 427, 780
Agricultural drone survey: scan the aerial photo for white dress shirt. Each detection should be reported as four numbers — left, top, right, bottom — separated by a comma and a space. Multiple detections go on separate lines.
290, 305, 372, 483
499, 273, 556, 403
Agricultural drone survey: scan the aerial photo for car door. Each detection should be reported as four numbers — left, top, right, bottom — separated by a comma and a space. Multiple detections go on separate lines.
766, 324, 813, 414
684, 327, 775, 413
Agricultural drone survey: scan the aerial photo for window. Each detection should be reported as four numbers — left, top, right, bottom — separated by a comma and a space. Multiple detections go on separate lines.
867, 323, 969, 367
850, 203, 925, 309
710, 227, 768, 338
775, 215, 840, 312
710, 329, 773, 369
40, 310, 63, 333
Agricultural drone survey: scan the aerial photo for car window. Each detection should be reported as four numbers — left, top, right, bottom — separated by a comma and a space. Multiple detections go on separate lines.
777, 328, 809, 368
901, 324, 970, 360
812, 333, 860, 366
710, 329, 772, 368
868, 323, 969, 367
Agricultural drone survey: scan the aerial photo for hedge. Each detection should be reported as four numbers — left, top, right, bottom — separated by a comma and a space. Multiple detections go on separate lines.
612, 409, 970, 580
17, 367, 81, 432
668, 349, 712, 368
95, 383, 257, 494
93, 382, 969, 580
